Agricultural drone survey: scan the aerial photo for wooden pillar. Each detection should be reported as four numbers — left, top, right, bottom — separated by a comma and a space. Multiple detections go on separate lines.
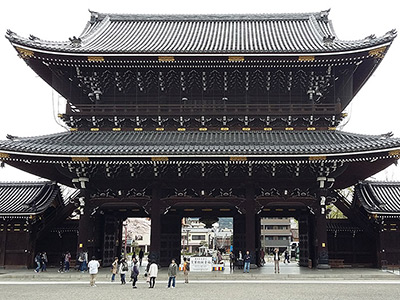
160, 214, 182, 267
77, 184, 94, 257
315, 177, 330, 269
245, 184, 256, 264
149, 186, 161, 264
233, 214, 246, 255
0, 220, 7, 268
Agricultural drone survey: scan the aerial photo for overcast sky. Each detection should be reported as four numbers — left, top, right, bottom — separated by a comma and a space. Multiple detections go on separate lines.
0, 0, 399, 182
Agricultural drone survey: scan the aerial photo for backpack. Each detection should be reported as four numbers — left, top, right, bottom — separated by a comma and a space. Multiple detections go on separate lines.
122, 263, 128, 272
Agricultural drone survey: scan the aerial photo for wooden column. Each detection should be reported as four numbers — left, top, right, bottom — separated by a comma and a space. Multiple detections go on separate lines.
315, 177, 330, 269
233, 214, 246, 255
245, 184, 256, 264
0, 220, 7, 268
149, 186, 161, 264
77, 183, 93, 256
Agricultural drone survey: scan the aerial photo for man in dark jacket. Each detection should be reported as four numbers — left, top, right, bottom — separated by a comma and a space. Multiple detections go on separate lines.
131, 258, 139, 289
167, 259, 178, 288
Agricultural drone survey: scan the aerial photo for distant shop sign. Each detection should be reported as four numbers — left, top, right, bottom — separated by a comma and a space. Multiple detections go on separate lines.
190, 257, 212, 272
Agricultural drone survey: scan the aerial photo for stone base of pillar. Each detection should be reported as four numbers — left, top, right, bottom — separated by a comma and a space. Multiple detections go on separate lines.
317, 263, 331, 269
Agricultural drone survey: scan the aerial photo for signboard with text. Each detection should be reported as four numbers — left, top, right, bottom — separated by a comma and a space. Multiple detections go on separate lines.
189, 256, 212, 272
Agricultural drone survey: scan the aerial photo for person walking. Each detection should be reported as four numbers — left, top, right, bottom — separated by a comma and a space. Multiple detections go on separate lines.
111, 257, 118, 282
58, 252, 64, 273
88, 256, 100, 287
148, 260, 158, 288
34, 252, 41, 273
167, 258, 178, 288
131, 258, 139, 289
274, 248, 280, 274
138, 249, 144, 267
41, 252, 48, 272
243, 250, 251, 273
260, 248, 265, 266
229, 252, 236, 271
284, 249, 290, 264
119, 258, 128, 285
64, 251, 71, 272
183, 257, 189, 283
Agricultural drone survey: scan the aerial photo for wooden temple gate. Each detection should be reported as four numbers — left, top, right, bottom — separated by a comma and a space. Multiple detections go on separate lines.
1, 10, 400, 268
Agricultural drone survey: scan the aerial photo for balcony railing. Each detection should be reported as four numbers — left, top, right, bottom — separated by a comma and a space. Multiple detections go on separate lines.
66, 102, 341, 117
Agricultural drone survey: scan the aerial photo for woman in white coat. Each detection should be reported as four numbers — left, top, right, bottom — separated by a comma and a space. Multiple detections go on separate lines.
148, 260, 158, 288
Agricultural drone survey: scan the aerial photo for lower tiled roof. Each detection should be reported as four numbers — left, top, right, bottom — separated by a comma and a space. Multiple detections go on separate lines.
355, 181, 400, 215
0, 130, 399, 157
0, 181, 61, 216
327, 220, 363, 232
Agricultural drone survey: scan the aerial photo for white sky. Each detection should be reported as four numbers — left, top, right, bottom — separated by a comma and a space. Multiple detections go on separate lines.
0, 0, 399, 182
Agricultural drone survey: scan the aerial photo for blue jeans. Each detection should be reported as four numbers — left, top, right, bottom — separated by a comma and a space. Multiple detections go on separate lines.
35, 262, 41, 272
168, 276, 176, 287
111, 273, 116, 281
65, 261, 70, 271
244, 261, 250, 273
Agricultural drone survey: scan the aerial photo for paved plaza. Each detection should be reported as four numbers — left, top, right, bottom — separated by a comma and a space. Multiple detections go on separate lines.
1, 263, 399, 300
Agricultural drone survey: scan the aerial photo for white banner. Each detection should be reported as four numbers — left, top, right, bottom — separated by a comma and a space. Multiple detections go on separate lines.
189, 256, 212, 272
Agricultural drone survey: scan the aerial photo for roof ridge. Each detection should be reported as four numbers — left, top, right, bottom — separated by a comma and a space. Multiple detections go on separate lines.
88, 10, 329, 23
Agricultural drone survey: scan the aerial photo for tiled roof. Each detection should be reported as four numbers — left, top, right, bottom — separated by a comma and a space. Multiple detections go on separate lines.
0, 130, 399, 157
0, 181, 61, 216
355, 181, 400, 215
6, 10, 396, 54
327, 220, 363, 232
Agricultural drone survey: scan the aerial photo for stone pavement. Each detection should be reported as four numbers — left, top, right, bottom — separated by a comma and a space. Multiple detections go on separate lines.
0, 262, 399, 281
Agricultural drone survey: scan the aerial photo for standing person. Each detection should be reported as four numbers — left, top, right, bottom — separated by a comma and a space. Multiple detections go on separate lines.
229, 252, 236, 271
138, 249, 144, 267
88, 256, 100, 287
237, 250, 243, 269
284, 249, 290, 264
260, 248, 265, 266
34, 252, 41, 273
58, 252, 64, 273
111, 257, 119, 282
217, 251, 222, 264
274, 248, 280, 274
81, 251, 88, 272
183, 257, 189, 283
148, 260, 158, 288
131, 258, 139, 289
64, 251, 71, 272
167, 259, 178, 288
40, 252, 48, 272
243, 250, 251, 273
119, 258, 128, 285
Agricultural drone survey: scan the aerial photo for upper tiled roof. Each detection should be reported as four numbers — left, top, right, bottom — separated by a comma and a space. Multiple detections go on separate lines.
0, 181, 61, 216
0, 130, 399, 157
6, 10, 396, 55
355, 181, 400, 215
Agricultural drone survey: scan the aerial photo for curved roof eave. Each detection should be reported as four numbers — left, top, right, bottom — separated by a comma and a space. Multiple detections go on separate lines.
7, 39, 395, 58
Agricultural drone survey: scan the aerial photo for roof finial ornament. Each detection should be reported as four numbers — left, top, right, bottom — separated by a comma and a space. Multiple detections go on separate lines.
379, 132, 393, 139
69, 36, 82, 48
384, 29, 397, 38
6, 29, 16, 37
89, 9, 99, 23
6, 134, 19, 141
365, 34, 376, 40
29, 34, 40, 41
319, 9, 330, 23
323, 35, 335, 45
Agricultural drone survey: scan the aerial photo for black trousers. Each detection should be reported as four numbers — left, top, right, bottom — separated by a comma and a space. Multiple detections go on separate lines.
149, 277, 156, 288
132, 275, 137, 287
